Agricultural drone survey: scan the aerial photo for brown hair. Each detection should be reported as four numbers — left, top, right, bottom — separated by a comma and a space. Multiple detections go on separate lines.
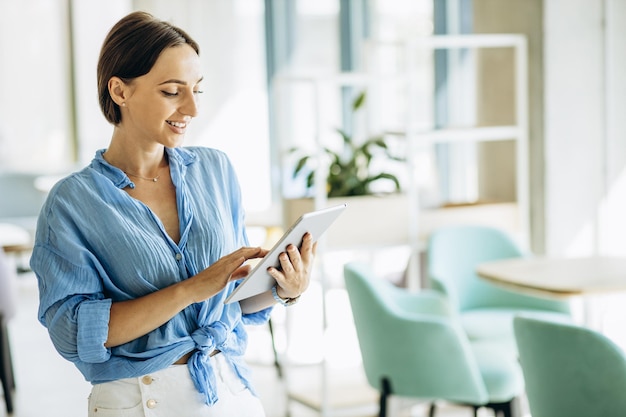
97, 11, 200, 124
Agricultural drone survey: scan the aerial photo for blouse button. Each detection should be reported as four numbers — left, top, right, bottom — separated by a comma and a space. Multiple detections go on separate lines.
141, 375, 153, 385
175, 253, 182, 261
146, 399, 157, 409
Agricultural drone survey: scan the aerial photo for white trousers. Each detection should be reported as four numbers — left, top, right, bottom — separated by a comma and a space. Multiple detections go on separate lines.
87, 354, 266, 417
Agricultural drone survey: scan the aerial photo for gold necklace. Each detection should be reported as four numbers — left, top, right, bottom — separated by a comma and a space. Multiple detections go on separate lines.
125, 167, 163, 182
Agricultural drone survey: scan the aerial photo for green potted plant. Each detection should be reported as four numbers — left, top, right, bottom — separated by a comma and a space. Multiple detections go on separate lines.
288, 91, 404, 198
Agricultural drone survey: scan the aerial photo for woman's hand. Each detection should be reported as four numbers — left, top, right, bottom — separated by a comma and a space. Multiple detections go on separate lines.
186, 246, 269, 303
267, 232, 317, 299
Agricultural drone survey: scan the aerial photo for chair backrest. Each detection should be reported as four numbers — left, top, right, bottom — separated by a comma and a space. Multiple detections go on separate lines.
427, 225, 568, 313
514, 316, 626, 417
344, 261, 490, 404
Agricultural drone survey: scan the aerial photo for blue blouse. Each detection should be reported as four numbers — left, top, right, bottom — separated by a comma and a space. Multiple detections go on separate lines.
30, 146, 272, 405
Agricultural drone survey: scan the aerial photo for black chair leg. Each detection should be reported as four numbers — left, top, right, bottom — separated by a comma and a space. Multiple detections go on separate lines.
428, 402, 436, 417
379, 378, 391, 417
267, 318, 283, 379
504, 397, 521, 417
489, 397, 520, 417
0, 319, 15, 414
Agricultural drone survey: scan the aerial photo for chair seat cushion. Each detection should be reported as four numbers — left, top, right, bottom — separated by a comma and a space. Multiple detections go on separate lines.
461, 308, 572, 341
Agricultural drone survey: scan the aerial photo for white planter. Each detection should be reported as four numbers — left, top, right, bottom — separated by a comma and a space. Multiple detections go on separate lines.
283, 194, 410, 249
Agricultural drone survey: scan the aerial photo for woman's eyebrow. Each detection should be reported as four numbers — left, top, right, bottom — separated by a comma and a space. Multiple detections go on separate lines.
159, 79, 187, 86
159, 76, 204, 86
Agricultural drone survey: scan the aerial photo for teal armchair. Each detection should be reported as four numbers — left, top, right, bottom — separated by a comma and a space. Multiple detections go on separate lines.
344, 261, 523, 417
426, 225, 570, 342
514, 316, 626, 417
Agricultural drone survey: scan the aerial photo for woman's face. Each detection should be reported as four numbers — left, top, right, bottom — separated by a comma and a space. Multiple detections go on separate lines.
120, 44, 203, 148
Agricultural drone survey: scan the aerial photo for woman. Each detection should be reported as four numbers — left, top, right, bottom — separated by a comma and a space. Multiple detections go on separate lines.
30, 11, 314, 416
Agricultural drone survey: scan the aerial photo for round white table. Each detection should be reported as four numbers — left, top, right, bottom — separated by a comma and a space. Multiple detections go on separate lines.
477, 256, 626, 327
0, 223, 31, 254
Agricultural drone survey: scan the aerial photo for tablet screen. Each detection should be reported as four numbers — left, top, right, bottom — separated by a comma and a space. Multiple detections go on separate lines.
224, 203, 347, 304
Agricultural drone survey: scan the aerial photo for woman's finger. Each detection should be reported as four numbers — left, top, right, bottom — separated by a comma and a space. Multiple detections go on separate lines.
279, 251, 294, 274
286, 244, 302, 271
230, 264, 252, 280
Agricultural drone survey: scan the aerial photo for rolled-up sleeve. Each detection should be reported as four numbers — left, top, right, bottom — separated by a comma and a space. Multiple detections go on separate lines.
77, 299, 112, 362
32, 243, 112, 364
42, 294, 112, 363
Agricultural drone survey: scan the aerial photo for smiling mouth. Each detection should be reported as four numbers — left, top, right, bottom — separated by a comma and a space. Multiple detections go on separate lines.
167, 120, 187, 128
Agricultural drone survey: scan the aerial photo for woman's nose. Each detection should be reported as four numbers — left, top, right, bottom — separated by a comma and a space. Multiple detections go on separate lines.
180, 92, 199, 117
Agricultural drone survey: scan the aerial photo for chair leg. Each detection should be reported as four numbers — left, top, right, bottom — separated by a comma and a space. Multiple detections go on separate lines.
0, 320, 15, 414
267, 318, 283, 379
428, 402, 436, 417
379, 378, 392, 417
488, 397, 520, 417
504, 396, 521, 417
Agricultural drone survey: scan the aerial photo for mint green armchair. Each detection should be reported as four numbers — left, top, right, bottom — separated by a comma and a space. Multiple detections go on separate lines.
344, 261, 523, 417
514, 316, 626, 417
427, 225, 570, 342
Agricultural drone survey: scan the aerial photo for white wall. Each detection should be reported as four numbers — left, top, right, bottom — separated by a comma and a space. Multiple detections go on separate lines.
600, 0, 626, 256
543, 0, 626, 256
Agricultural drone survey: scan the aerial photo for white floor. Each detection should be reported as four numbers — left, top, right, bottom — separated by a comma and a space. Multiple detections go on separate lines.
1, 271, 533, 417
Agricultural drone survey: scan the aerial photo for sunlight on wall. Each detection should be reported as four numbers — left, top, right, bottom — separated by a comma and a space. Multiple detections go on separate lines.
562, 221, 595, 257
561, 163, 626, 257
601, 166, 626, 256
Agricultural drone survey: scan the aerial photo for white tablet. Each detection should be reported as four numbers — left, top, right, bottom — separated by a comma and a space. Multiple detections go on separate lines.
224, 203, 347, 304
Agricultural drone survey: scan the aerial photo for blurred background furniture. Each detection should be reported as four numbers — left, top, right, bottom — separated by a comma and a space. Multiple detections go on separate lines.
0, 171, 46, 234
0, 224, 30, 251
0, 223, 32, 275
426, 225, 571, 346
478, 256, 626, 328
0, 249, 18, 414
0, 171, 48, 274
344, 261, 523, 417
514, 315, 626, 417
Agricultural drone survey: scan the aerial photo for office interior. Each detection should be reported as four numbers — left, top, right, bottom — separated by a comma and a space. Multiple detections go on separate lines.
1, 0, 625, 416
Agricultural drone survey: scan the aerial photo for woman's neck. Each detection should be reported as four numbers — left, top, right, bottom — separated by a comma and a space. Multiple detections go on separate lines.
103, 136, 168, 178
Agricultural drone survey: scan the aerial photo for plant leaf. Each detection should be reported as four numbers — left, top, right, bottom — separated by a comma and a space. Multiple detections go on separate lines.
365, 173, 402, 191
353, 91, 366, 111
293, 156, 311, 177
336, 128, 352, 146
306, 171, 315, 189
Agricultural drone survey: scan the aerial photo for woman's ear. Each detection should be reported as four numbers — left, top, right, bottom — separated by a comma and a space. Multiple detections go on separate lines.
108, 77, 128, 107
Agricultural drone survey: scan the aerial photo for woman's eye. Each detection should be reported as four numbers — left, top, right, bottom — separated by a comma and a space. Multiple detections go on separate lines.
193, 90, 204, 95
161, 90, 178, 97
